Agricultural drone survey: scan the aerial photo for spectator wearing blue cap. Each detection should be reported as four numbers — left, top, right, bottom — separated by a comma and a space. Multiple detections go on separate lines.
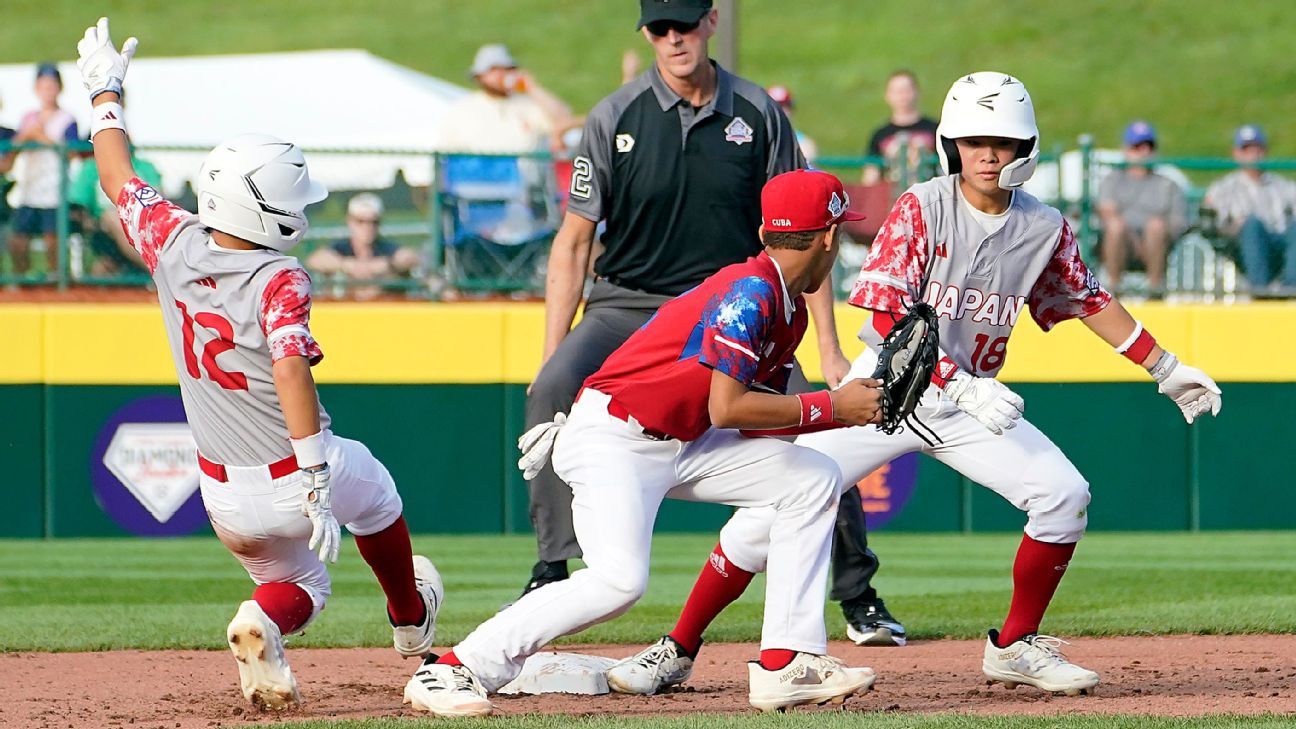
1203, 125, 1296, 296
1097, 120, 1187, 293
8, 62, 79, 280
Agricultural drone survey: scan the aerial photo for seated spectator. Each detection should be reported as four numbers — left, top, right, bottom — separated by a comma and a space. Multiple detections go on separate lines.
861, 70, 938, 187
67, 93, 159, 277
307, 193, 420, 298
767, 84, 817, 164
8, 63, 79, 280
1203, 124, 1296, 296
436, 43, 575, 155
1098, 121, 1186, 293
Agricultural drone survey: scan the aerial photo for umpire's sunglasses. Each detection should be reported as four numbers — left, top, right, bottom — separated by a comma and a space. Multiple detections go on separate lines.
645, 19, 702, 37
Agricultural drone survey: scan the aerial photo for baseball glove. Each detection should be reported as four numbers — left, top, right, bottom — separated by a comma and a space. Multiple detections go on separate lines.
870, 302, 940, 436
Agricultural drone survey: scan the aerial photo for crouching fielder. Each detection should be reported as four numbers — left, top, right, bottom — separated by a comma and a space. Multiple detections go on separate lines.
77, 19, 443, 710
608, 72, 1222, 698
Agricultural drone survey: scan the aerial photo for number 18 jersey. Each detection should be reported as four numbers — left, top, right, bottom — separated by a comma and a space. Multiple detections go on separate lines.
116, 177, 330, 467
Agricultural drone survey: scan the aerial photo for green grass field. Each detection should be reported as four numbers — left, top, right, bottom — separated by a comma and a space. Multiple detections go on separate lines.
2, 1, 1294, 156
2, 531, 1293, 652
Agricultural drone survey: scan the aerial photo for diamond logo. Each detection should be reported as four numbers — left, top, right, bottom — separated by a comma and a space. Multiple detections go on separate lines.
103, 423, 200, 524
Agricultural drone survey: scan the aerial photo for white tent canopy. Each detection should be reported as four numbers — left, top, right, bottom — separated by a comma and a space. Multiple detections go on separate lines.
0, 49, 467, 195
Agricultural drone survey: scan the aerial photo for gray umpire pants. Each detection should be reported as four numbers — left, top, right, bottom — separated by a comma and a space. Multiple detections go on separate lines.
524, 279, 881, 603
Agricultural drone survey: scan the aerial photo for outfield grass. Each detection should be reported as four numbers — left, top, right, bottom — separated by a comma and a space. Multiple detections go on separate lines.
1, 1, 1293, 155
268, 714, 1296, 729
1, 531, 1293, 652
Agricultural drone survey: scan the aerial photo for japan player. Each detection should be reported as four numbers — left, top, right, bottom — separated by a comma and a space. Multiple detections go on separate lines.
403, 170, 882, 716
610, 72, 1222, 697
76, 19, 443, 709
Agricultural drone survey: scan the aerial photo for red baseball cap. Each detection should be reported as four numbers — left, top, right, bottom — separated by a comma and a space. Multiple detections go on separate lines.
768, 84, 794, 109
762, 170, 865, 232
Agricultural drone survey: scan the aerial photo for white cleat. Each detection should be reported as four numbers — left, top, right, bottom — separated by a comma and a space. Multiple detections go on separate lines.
747, 653, 876, 713
982, 630, 1100, 695
606, 635, 695, 695
403, 657, 493, 717
393, 555, 444, 658
226, 600, 300, 710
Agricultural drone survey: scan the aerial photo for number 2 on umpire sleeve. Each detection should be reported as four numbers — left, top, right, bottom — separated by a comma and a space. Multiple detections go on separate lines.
570, 156, 593, 200
175, 300, 249, 391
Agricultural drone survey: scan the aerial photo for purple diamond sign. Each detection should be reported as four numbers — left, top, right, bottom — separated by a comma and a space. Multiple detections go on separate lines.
90, 395, 210, 537
855, 452, 920, 530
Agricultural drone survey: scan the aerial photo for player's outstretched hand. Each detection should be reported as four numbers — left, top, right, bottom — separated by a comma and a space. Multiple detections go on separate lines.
1152, 353, 1222, 424
831, 378, 884, 426
76, 17, 138, 100
943, 371, 1024, 435
517, 412, 566, 480
301, 465, 341, 563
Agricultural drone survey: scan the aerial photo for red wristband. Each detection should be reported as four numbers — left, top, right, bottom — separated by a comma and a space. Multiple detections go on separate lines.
1122, 328, 1157, 364
797, 391, 834, 426
931, 356, 960, 388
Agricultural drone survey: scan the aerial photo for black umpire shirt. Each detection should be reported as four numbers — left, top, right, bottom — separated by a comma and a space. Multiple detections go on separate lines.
566, 61, 804, 296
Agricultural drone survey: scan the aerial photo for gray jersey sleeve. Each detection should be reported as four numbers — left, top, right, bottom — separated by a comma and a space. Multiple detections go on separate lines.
565, 96, 620, 223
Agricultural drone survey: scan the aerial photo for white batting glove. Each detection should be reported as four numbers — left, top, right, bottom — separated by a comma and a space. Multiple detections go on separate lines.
517, 412, 566, 480
76, 17, 138, 100
1150, 352, 1222, 424
943, 371, 1025, 435
301, 465, 341, 563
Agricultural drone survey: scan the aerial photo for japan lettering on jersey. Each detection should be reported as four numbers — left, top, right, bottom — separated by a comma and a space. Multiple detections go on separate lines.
848, 174, 1111, 377
585, 252, 808, 441
116, 177, 330, 467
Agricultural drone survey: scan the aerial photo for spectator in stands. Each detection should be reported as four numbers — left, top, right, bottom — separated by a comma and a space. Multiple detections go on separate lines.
767, 84, 817, 164
67, 92, 158, 276
861, 70, 938, 186
0, 96, 16, 245
307, 193, 420, 299
8, 63, 79, 280
1203, 124, 1296, 296
437, 44, 576, 155
1098, 121, 1187, 294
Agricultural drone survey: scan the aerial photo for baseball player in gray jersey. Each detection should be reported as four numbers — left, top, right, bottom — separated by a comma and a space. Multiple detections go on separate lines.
608, 72, 1222, 698
76, 18, 443, 710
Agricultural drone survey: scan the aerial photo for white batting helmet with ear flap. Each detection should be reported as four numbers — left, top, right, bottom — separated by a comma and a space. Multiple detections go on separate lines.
196, 134, 328, 252
935, 72, 1039, 190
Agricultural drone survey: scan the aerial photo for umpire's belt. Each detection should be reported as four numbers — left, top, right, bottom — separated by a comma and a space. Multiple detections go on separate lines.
198, 451, 300, 483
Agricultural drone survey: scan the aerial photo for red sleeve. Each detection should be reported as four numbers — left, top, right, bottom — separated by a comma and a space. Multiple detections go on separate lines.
115, 177, 195, 274
1028, 220, 1112, 331
260, 267, 324, 365
847, 191, 930, 313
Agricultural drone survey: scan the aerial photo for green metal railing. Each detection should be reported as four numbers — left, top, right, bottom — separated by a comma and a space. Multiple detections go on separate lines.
1, 139, 1293, 297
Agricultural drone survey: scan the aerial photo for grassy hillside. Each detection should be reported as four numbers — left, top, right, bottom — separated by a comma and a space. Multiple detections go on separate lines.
1, 0, 1293, 155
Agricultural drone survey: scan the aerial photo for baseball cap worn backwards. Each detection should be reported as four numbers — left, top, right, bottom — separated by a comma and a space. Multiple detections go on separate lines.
762, 170, 865, 233
638, 0, 713, 29
1123, 120, 1157, 147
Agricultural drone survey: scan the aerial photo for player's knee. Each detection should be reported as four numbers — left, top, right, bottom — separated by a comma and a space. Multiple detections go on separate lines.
583, 564, 648, 616
1027, 470, 1091, 543
778, 448, 844, 512
718, 509, 773, 574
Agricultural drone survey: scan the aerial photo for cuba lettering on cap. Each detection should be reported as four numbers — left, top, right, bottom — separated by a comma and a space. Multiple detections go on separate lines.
761, 169, 866, 233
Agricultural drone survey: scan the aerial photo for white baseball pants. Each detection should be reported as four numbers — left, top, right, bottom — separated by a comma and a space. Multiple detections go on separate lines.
453, 388, 843, 692
719, 351, 1091, 574
199, 431, 404, 627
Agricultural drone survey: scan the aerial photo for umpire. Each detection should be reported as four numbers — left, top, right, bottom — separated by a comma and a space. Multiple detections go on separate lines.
523, 0, 907, 646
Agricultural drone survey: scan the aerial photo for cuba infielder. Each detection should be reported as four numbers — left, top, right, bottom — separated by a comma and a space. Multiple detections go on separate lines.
76, 18, 443, 710
608, 72, 1223, 697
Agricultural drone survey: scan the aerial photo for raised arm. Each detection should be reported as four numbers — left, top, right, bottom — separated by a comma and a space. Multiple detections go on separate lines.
76, 18, 138, 201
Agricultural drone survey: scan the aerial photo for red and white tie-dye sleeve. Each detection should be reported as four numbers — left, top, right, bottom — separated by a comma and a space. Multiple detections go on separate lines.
847, 191, 929, 313
115, 177, 195, 274
1028, 220, 1112, 331
260, 268, 324, 365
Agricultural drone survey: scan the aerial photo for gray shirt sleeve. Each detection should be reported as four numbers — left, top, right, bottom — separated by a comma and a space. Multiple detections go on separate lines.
565, 98, 618, 223
1166, 178, 1188, 235
765, 100, 806, 179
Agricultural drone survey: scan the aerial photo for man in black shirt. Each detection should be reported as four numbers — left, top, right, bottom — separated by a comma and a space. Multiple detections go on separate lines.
521, 0, 906, 647
861, 70, 938, 188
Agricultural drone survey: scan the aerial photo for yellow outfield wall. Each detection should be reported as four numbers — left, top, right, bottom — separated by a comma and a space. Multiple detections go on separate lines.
7, 302, 1295, 384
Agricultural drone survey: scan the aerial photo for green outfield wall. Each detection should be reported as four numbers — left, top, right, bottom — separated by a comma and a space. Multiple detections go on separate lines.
4, 303, 1293, 538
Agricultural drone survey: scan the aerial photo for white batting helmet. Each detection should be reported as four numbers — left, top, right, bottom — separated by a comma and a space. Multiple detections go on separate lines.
196, 134, 327, 252
935, 72, 1039, 189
